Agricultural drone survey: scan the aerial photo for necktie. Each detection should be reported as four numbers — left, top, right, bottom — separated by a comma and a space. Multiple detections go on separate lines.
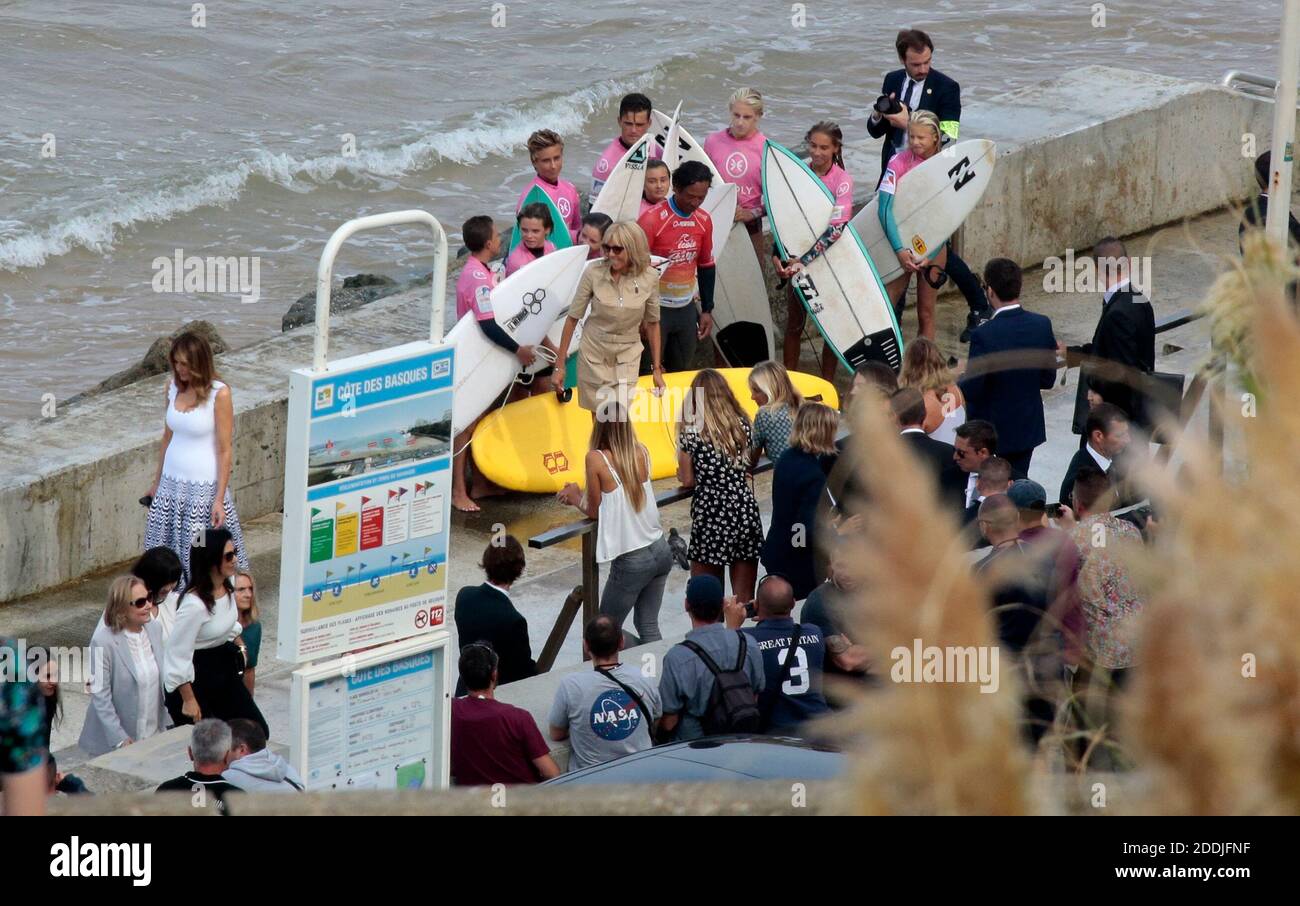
901, 78, 916, 109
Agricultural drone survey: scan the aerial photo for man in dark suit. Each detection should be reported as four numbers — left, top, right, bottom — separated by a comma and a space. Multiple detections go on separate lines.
959, 258, 1059, 476
891, 387, 965, 514
1241, 150, 1300, 251
453, 536, 537, 693
1058, 402, 1133, 507
1063, 237, 1155, 440
866, 27, 991, 341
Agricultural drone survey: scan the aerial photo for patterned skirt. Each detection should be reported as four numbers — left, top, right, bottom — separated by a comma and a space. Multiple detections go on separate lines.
144, 474, 250, 586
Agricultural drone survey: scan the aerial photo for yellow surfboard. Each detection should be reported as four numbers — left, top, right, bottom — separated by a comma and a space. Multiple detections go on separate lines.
471, 368, 839, 493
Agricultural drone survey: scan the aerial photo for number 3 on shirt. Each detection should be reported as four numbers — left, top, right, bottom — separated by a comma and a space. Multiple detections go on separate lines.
776, 646, 810, 695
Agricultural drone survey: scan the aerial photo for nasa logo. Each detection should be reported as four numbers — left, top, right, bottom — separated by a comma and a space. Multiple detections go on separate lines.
725, 151, 748, 177
590, 688, 641, 741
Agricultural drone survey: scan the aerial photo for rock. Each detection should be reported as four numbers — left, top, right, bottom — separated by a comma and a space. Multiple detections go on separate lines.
280, 273, 400, 332
70, 320, 230, 403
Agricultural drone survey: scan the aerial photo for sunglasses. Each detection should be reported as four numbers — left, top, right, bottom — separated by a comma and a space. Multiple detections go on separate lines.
602, 244, 625, 253
223, 550, 238, 562
131, 596, 150, 608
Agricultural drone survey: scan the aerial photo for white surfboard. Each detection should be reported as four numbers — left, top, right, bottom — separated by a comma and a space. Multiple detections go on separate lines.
590, 133, 654, 223
652, 106, 712, 175
713, 221, 774, 365
446, 244, 589, 434
850, 139, 997, 283
763, 140, 903, 373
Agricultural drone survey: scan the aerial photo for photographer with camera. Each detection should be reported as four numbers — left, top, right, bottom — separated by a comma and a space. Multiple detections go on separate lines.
867, 29, 992, 341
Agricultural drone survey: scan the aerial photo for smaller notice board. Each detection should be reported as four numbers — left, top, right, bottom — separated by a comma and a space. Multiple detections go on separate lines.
289, 634, 452, 791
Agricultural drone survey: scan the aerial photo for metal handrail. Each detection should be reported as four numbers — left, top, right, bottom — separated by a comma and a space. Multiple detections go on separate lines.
1221, 69, 1300, 106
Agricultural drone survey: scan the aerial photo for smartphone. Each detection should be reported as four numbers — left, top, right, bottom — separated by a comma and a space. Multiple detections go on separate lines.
1045, 503, 1063, 519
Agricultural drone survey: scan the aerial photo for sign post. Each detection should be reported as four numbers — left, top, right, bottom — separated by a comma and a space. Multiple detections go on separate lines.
280, 210, 455, 789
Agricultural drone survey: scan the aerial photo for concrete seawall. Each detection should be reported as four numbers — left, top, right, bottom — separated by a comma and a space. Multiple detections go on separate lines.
0, 65, 1282, 604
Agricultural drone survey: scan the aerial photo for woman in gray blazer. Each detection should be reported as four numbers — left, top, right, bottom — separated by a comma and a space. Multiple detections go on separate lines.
78, 575, 170, 756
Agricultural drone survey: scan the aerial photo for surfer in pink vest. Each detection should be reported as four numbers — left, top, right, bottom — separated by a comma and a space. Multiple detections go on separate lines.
772, 122, 853, 380
704, 86, 767, 262
518, 129, 582, 240
591, 92, 662, 196
504, 202, 558, 277
640, 159, 671, 217
878, 110, 947, 340
453, 216, 541, 513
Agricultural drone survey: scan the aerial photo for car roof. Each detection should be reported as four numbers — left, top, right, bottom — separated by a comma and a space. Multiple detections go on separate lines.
545, 735, 845, 785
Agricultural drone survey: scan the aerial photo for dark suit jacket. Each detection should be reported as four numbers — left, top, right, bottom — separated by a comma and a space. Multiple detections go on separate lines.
1068, 285, 1156, 433
453, 583, 536, 692
959, 307, 1058, 455
1059, 446, 1144, 509
866, 67, 961, 183
1240, 194, 1300, 251
899, 430, 965, 514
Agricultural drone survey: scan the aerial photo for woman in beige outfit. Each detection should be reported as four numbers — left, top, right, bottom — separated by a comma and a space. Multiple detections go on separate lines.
552, 220, 665, 414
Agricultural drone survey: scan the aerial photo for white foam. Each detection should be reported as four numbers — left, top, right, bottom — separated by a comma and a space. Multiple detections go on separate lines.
0, 69, 664, 272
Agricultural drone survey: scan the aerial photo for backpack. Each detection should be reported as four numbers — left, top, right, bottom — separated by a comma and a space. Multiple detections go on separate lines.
682, 633, 762, 735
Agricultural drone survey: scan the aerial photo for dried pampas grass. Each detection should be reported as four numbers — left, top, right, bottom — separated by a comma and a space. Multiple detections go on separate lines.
832, 391, 1037, 815
1121, 231, 1300, 815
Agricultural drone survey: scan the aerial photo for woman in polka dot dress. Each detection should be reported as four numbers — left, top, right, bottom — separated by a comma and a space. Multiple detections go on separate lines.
676, 369, 763, 604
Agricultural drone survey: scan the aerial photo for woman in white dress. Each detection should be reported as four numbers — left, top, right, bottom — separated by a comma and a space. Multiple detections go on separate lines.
78, 575, 169, 756
144, 332, 249, 585
899, 337, 966, 445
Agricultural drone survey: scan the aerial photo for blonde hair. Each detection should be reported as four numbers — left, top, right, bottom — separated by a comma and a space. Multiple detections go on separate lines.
233, 570, 260, 625
908, 110, 942, 146
789, 402, 839, 456
683, 369, 751, 464
527, 129, 564, 159
729, 86, 765, 118
104, 575, 146, 633
590, 405, 648, 512
898, 337, 954, 393
748, 361, 802, 415
602, 221, 652, 277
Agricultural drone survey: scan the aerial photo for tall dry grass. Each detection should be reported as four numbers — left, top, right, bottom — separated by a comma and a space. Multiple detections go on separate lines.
833, 391, 1037, 815
1120, 231, 1300, 815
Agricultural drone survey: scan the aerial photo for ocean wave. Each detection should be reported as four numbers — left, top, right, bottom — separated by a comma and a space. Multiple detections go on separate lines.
0, 67, 665, 272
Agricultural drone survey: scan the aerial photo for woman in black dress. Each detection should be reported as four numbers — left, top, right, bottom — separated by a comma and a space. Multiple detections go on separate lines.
761, 403, 839, 600
676, 369, 763, 604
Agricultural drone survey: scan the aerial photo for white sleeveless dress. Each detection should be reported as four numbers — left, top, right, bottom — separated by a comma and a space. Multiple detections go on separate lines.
144, 380, 250, 584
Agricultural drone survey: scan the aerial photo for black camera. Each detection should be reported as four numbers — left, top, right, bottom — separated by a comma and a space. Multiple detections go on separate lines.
874, 93, 902, 116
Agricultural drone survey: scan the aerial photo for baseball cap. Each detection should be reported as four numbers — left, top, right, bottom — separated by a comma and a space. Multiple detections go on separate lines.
1007, 478, 1047, 510
685, 574, 723, 610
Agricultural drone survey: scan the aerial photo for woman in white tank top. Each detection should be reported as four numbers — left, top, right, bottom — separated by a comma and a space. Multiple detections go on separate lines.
557, 406, 673, 644
144, 332, 250, 586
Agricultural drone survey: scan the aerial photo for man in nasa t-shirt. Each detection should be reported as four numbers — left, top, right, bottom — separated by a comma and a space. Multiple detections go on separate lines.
548, 616, 662, 771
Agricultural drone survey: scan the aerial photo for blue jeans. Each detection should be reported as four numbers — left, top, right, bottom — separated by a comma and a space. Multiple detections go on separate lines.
600, 535, 672, 645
